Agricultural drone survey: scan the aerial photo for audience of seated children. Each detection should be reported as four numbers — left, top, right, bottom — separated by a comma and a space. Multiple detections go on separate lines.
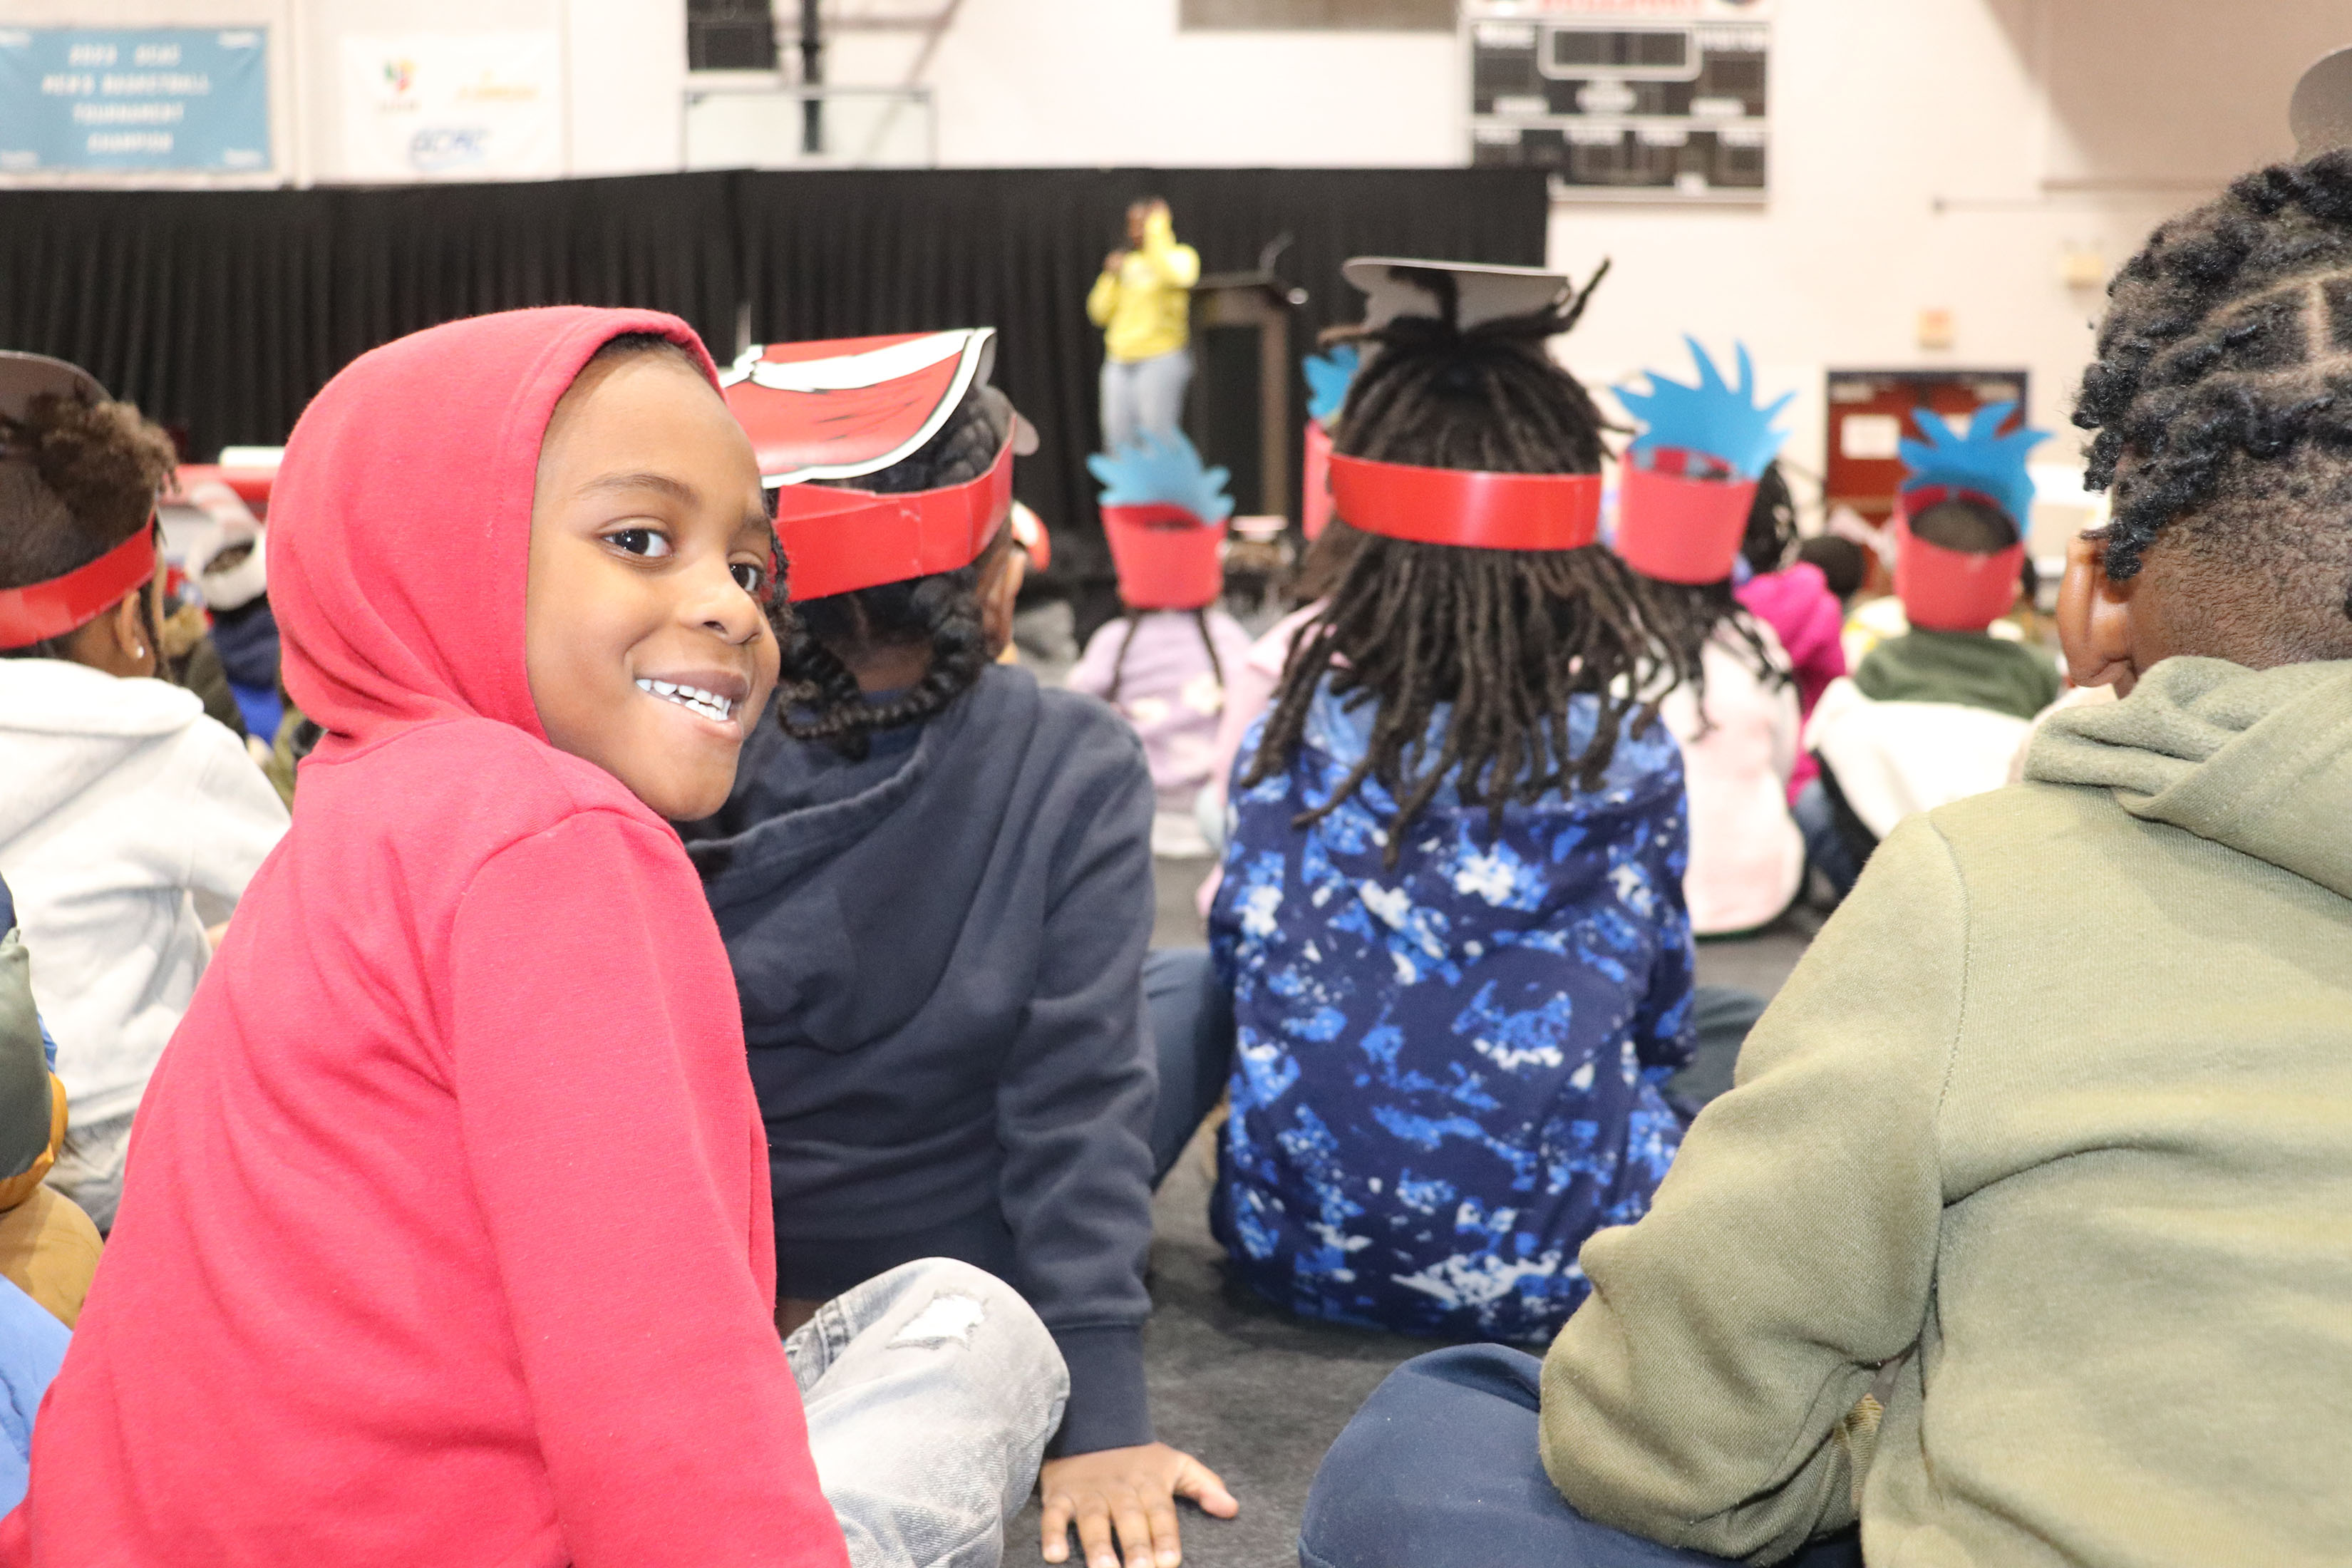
1611, 339, 1805, 938
0, 354, 288, 1231
1797, 401, 2060, 894
0, 878, 100, 1332
1208, 259, 1694, 1344
684, 330, 1234, 1568
9, 309, 1068, 1568
1066, 431, 1254, 857
1734, 464, 1850, 800
1299, 148, 2352, 1568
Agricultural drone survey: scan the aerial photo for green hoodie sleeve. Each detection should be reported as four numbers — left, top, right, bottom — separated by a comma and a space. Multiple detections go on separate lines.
1538, 813, 1963, 1562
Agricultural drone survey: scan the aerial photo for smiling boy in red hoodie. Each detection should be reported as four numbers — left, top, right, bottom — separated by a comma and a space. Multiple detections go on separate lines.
1, 307, 1068, 1568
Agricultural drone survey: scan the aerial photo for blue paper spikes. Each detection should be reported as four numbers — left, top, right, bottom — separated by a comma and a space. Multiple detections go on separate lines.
1898, 401, 2049, 528
1619, 338, 1792, 480
1088, 430, 1236, 525
1304, 344, 1361, 428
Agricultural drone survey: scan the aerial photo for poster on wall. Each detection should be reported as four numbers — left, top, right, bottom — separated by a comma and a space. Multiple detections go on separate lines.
0, 28, 271, 174
340, 33, 563, 182
1465, 0, 1770, 202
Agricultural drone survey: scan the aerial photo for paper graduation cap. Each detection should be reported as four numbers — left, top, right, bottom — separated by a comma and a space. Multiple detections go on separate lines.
1322, 258, 1604, 552
721, 329, 1017, 602
0, 351, 160, 650
1613, 338, 1791, 584
1299, 344, 1360, 542
1892, 401, 2049, 632
1089, 431, 1233, 611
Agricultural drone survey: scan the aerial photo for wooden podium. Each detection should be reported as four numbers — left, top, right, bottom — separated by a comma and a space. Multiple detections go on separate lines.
1187, 249, 1309, 525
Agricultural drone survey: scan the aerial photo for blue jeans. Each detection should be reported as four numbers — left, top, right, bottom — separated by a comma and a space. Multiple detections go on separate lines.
787, 1257, 1068, 1568
1143, 947, 1232, 1184
1300, 1346, 1861, 1568
1792, 778, 1864, 900
1100, 347, 1192, 453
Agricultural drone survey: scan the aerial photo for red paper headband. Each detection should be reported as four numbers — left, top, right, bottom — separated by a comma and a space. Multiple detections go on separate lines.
0, 522, 157, 650
772, 436, 1014, 602
1328, 453, 1601, 551
1892, 485, 2023, 632
1102, 502, 1226, 611
1614, 447, 1755, 585
1301, 421, 1335, 542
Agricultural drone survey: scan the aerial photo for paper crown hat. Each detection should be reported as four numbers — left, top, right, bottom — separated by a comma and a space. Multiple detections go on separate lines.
721, 329, 1028, 602
1089, 430, 1232, 612
1321, 257, 1606, 552
0, 351, 161, 650
1892, 401, 2049, 632
1299, 344, 1359, 542
1613, 338, 1791, 584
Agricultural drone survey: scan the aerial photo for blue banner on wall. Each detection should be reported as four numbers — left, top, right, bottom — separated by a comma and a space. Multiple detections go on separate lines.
0, 28, 272, 173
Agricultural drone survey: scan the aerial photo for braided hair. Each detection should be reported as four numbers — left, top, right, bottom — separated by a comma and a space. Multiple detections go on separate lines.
1243, 272, 1686, 862
2075, 148, 2352, 659
0, 391, 178, 662
779, 383, 1013, 758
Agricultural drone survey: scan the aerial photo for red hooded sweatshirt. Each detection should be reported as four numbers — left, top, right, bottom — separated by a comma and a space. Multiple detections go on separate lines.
2, 309, 850, 1568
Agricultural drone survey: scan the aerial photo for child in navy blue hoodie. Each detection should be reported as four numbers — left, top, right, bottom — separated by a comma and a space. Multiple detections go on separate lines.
684, 330, 1234, 1568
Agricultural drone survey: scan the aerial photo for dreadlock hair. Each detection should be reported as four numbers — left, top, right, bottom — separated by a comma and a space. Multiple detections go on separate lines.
1102, 607, 1226, 706
1242, 272, 1688, 864
1739, 459, 1797, 575
2075, 148, 2352, 662
778, 383, 1015, 758
0, 391, 178, 662
577, 331, 796, 651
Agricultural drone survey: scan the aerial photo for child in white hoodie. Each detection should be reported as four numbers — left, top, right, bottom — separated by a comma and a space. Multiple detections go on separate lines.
0, 354, 288, 1229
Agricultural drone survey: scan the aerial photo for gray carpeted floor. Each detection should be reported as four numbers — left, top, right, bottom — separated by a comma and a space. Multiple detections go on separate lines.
1015, 860, 1822, 1568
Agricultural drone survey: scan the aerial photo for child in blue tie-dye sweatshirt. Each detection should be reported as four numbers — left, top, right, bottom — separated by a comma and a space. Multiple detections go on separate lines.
1208, 259, 1696, 1343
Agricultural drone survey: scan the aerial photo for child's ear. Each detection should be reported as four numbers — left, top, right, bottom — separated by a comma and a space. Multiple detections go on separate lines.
2055, 532, 2138, 693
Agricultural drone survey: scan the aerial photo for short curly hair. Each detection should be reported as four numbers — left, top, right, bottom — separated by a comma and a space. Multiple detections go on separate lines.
2075, 149, 2352, 658
0, 392, 177, 591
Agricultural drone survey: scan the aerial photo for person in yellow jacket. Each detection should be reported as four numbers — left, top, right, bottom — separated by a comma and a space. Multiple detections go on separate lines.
1087, 198, 1200, 453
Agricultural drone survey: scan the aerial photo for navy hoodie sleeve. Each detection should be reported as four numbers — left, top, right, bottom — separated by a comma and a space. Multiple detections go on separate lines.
996, 714, 1159, 1455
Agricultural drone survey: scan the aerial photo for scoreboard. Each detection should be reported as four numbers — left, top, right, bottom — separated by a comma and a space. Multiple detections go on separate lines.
1467, 0, 1773, 202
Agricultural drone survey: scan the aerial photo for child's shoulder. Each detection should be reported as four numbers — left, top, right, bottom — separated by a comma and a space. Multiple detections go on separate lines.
317, 714, 659, 855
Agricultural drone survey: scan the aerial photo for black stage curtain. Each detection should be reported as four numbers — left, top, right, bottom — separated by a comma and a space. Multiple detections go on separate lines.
0, 166, 1546, 609
0, 173, 738, 465
734, 167, 1549, 609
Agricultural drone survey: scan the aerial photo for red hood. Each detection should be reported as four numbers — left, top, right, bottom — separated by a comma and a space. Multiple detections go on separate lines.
269, 306, 718, 748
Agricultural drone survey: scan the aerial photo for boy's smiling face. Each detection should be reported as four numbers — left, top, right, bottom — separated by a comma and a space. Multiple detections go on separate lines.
525, 345, 780, 821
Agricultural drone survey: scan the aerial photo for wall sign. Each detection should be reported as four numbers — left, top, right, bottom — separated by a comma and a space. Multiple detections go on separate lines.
340, 33, 562, 182
1465, 0, 1770, 202
0, 27, 271, 174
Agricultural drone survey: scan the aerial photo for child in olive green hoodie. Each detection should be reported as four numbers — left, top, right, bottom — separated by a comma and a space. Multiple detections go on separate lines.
1296, 152, 2352, 1568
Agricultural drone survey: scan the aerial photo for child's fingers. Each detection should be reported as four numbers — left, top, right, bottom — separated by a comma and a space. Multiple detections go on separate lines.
1145, 1492, 1185, 1567
1075, 1496, 1123, 1568
1039, 1492, 1073, 1562
1110, 1492, 1156, 1568
1171, 1454, 1239, 1519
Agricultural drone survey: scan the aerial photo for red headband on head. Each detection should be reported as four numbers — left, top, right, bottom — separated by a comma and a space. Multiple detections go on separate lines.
1892, 484, 2025, 632
1328, 453, 1601, 551
1102, 502, 1226, 611
0, 522, 157, 650
1613, 447, 1757, 586
772, 437, 1014, 602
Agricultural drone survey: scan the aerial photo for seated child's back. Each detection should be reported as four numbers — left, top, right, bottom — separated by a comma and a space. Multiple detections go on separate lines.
1210, 267, 1693, 1343
1851, 497, 2060, 720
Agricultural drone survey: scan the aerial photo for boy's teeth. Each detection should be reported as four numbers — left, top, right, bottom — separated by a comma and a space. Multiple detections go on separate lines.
636, 676, 734, 723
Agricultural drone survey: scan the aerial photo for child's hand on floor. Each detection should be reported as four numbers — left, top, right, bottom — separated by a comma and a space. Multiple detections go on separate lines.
1039, 1442, 1237, 1568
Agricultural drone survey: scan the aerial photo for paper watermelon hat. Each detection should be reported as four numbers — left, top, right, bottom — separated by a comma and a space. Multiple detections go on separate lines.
1321, 257, 1606, 552
721, 328, 1017, 602
1612, 337, 1791, 585
1892, 401, 2048, 632
1089, 430, 1232, 611
1299, 344, 1359, 542
0, 351, 162, 651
